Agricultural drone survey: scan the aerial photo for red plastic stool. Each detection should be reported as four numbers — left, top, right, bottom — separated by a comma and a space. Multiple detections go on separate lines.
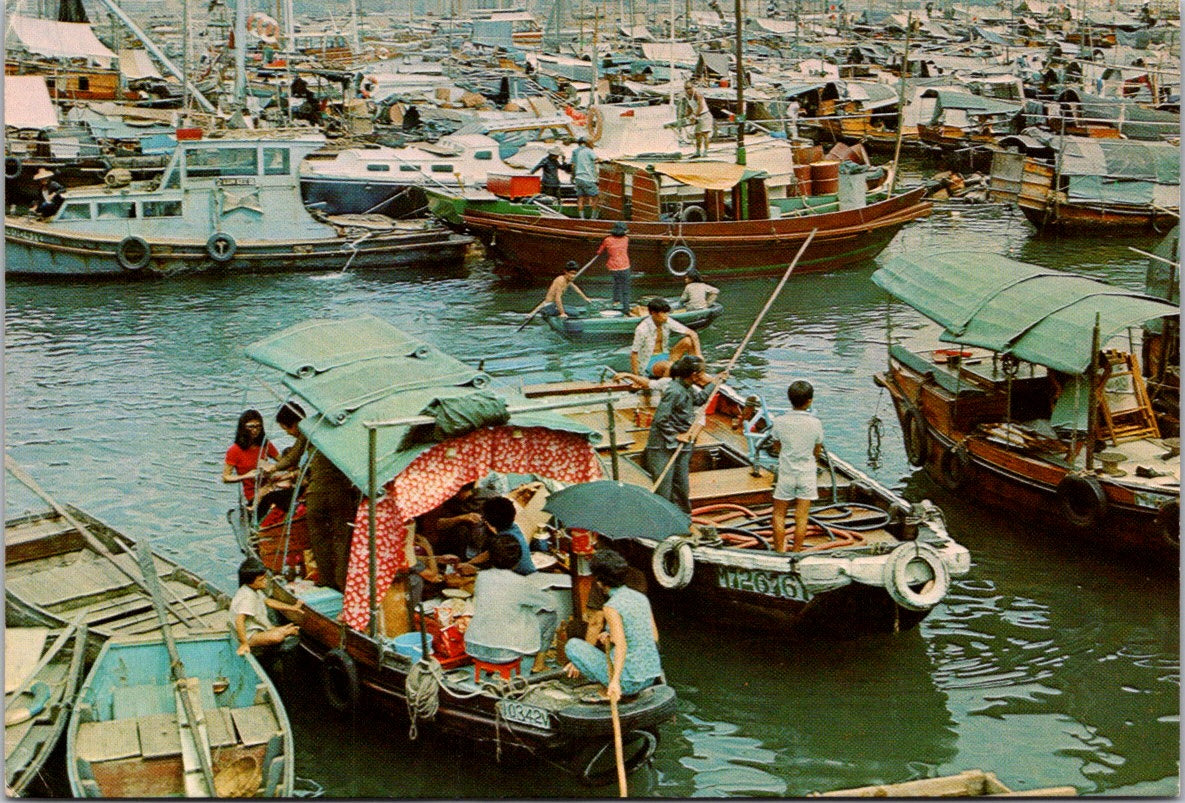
472, 656, 522, 682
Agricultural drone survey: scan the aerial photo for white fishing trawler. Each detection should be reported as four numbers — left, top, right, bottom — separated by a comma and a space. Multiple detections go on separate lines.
5, 129, 473, 278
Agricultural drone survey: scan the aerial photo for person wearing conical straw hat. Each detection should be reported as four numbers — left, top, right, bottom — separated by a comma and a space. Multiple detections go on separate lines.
33, 168, 65, 218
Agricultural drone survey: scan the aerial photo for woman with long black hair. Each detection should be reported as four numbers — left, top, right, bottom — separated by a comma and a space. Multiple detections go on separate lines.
221, 409, 283, 521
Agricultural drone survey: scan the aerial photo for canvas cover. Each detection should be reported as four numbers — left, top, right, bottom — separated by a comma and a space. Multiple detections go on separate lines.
640, 42, 697, 65
615, 160, 761, 190
8, 15, 115, 63
3, 75, 58, 129
118, 49, 162, 80
873, 251, 1177, 374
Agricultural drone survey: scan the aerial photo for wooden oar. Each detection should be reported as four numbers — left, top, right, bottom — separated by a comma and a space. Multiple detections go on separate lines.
515, 252, 602, 332
135, 540, 218, 798
4, 454, 206, 630
651, 229, 818, 493
606, 649, 628, 798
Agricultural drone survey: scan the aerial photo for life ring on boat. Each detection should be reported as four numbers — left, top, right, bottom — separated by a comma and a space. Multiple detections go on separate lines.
376, 46, 391, 59
651, 535, 694, 590
1155, 499, 1179, 547
936, 443, 971, 490
247, 12, 279, 42
360, 75, 378, 98
882, 542, 950, 611
901, 407, 928, 467
1056, 472, 1108, 530
115, 236, 152, 271
206, 232, 237, 262
576, 729, 658, 786
585, 107, 604, 145
321, 647, 359, 713
664, 245, 696, 277
680, 204, 707, 223
5, 156, 22, 180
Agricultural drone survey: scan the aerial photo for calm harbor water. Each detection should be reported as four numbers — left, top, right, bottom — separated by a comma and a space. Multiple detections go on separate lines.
5, 200, 1178, 797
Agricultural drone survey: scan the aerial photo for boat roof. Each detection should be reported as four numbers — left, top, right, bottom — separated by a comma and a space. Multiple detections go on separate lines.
614, 160, 767, 190
872, 251, 1178, 374
245, 316, 597, 490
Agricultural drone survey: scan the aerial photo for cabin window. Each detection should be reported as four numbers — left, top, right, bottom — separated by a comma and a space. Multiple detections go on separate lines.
57, 203, 92, 220
399, 165, 420, 172
78, 77, 90, 91
143, 200, 182, 217
366, 164, 391, 172
263, 148, 290, 175
185, 147, 259, 178
97, 201, 136, 219
474, 150, 493, 160
430, 164, 453, 173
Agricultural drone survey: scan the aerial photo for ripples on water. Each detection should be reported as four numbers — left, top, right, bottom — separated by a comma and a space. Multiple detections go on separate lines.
4, 204, 1178, 797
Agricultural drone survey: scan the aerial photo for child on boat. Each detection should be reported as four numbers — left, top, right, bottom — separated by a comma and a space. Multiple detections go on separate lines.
231, 558, 303, 657
678, 269, 720, 311
769, 380, 824, 552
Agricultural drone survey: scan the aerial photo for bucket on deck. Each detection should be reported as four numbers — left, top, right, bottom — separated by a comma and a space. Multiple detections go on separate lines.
790, 163, 813, 197
392, 632, 433, 663
810, 160, 840, 195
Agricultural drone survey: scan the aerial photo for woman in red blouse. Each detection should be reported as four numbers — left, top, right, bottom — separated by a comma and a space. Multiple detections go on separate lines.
222, 409, 280, 519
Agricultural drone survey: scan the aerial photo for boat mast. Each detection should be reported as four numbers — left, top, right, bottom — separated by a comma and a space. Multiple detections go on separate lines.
734, 0, 745, 164
182, 0, 190, 118
887, 12, 910, 196
234, 0, 247, 109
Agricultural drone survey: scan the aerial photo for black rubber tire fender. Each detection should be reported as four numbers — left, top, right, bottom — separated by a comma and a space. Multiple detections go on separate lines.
936, 445, 970, 490
680, 204, 707, 222
901, 407, 928, 468
206, 232, 237, 262
321, 647, 359, 713
5, 156, 23, 180
651, 536, 694, 590
576, 729, 658, 786
1155, 498, 1179, 547
115, 235, 152, 271
1056, 472, 1108, 530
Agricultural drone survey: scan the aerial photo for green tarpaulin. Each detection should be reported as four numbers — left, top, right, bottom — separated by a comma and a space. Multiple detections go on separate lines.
245, 316, 599, 490
872, 251, 1178, 374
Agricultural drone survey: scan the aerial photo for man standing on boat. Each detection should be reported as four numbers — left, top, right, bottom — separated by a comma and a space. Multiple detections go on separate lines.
769, 380, 824, 552
597, 222, 633, 314
531, 146, 568, 199
684, 81, 713, 158
570, 136, 600, 219
539, 261, 593, 318
631, 297, 702, 376
644, 355, 727, 512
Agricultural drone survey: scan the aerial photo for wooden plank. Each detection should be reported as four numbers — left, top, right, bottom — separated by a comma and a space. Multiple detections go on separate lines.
229, 706, 279, 747
76, 719, 141, 762
112, 684, 172, 720
176, 678, 215, 797
137, 713, 182, 758
206, 708, 236, 748
4, 628, 49, 694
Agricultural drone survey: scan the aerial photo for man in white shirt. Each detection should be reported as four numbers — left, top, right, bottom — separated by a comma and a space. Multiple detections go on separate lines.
769, 381, 824, 552
630, 297, 701, 376
684, 81, 713, 157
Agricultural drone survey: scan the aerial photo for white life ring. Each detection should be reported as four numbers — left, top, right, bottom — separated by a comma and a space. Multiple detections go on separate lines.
882, 542, 949, 611
376, 46, 391, 59
247, 12, 279, 42
651, 535, 694, 590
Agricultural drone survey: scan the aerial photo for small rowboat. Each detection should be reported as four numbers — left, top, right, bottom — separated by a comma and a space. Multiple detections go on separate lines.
545, 301, 723, 338
812, 769, 1077, 797
5, 622, 88, 796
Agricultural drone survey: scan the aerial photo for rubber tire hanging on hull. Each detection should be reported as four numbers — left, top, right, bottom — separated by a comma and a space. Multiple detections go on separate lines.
5, 157, 22, 180
206, 232, 237, 262
576, 729, 658, 786
882, 542, 950, 611
664, 245, 695, 277
1155, 499, 1179, 547
322, 647, 359, 713
936, 445, 970, 490
651, 536, 694, 589
1056, 473, 1108, 530
116, 236, 152, 271
902, 407, 928, 467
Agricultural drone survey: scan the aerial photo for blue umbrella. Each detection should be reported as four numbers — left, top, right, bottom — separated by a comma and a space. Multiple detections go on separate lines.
543, 480, 691, 542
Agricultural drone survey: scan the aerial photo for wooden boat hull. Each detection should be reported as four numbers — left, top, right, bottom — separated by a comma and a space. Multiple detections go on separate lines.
66, 632, 295, 797
519, 380, 971, 634
1015, 158, 1177, 231
875, 359, 1180, 559
441, 188, 930, 282
545, 302, 723, 337
4, 219, 474, 278
5, 625, 88, 796
5, 506, 232, 660
244, 576, 677, 783
815, 768, 1077, 797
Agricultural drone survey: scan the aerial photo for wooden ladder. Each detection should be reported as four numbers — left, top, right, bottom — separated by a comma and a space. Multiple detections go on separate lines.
1096, 350, 1160, 444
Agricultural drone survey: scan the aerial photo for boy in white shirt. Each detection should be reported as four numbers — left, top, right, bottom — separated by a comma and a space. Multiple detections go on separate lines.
231, 558, 303, 656
769, 381, 824, 552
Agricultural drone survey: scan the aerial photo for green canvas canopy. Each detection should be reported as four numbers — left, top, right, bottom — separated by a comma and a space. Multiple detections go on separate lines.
872, 251, 1178, 375
246, 316, 599, 490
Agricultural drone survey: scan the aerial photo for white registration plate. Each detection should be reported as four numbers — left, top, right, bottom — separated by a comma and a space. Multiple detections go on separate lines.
498, 700, 550, 730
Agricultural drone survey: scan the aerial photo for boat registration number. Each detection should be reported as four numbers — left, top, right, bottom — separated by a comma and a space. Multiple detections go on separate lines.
717, 567, 808, 601
498, 700, 551, 730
